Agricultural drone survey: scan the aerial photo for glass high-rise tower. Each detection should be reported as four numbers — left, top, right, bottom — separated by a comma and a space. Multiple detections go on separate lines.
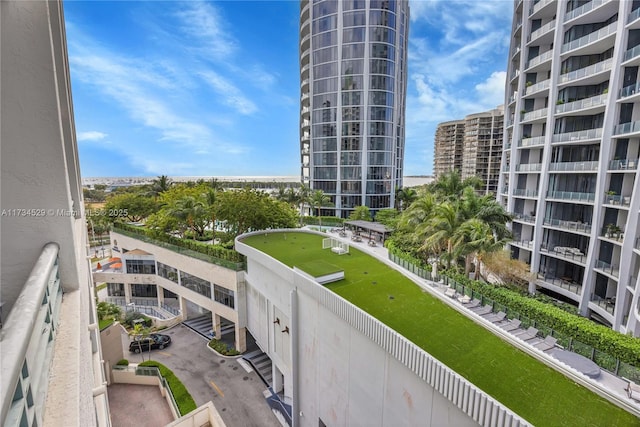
300, 0, 409, 218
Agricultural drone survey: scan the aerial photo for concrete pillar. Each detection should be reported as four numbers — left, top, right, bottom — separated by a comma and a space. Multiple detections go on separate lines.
214, 313, 222, 339
179, 296, 188, 320
272, 364, 283, 393
124, 283, 132, 304
235, 325, 247, 353
157, 285, 164, 307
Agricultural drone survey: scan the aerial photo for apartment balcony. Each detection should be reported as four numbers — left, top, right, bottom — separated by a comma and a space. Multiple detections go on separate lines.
609, 158, 639, 170
301, 93, 309, 103
518, 135, 546, 148
546, 191, 596, 203
623, 44, 640, 66
527, 19, 556, 44
512, 188, 539, 198
521, 107, 548, 123
558, 58, 612, 85
509, 69, 520, 82
514, 19, 523, 35
594, 260, 620, 278
548, 160, 599, 172
524, 79, 550, 97
565, 0, 614, 23
590, 295, 616, 315
543, 218, 592, 234
540, 245, 587, 265
529, 0, 555, 18
301, 78, 309, 90
301, 106, 310, 117
536, 273, 583, 296
613, 120, 640, 137
600, 225, 625, 243
525, 50, 553, 71
504, 142, 511, 150
513, 212, 536, 223
555, 93, 607, 115
511, 46, 521, 59
510, 239, 534, 250
603, 193, 632, 207
301, 119, 310, 129
551, 128, 602, 144
629, 7, 640, 26
515, 163, 542, 172
560, 21, 617, 56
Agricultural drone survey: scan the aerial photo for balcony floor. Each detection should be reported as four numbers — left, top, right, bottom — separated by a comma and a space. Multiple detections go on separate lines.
108, 384, 174, 427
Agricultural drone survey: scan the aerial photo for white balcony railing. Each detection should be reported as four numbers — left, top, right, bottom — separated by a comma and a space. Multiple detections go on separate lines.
512, 189, 539, 197
546, 191, 596, 202
522, 107, 548, 122
555, 93, 607, 114
548, 160, 599, 172
565, 0, 612, 22
518, 135, 546, 147
558, 58, 612, 84
526, 50, 553, 69
619, 82, 640, 98
613, 120, 640, 136
515, 163, 543, 172
530, 0, 554, 16
528, 20, 556, 43
551, 128, 603, 143
1, 243, 61, 427
561, 21, 617, 54
624, 44, 640, 62
525, 79, 550, 95
543, 218, 592, 233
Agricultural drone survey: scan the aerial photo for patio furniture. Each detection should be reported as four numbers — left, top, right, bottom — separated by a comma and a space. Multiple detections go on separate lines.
534, 336, 558, 352
368, 240, 376, 247
625, 379, 640, 402
464, 298, 481, 308
483, 311, 506, 323
457, 294, 471, 304
514, 327, 538, 341
444, 287, 457, 298
499, 319, 521, 331
471, 305, 493, 315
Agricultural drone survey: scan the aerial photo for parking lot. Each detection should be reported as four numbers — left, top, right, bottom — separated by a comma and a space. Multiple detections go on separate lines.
121, 324, 281, 427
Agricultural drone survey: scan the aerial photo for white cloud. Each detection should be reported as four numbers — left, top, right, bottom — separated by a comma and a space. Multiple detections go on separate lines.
173, 2, 237, 60
199, 71, 257, 115
77, 131, 108, 142
475, 71, 507, 108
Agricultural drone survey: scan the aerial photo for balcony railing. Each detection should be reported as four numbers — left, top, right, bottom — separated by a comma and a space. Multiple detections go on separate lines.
525, 79, 550, 95
526, 50, 553, 69
513, 189, 539, 197
518, 135, 546, 147
561, 22, 617, 54
558, 58, 612, 84
522, 107, 548, 122
590, 295, 615, 315
595, 260, 620, 277
528, 20, 556, 43
540, 245, 587, 264
515, 163, 542, 172
614, 120, 640, 136
608, 158, 639, 170
548, 160, 599, 172
619, 82, 640, 99
530, 0, 554, 16
565, 0, 612, 22
543, 218, 592, 233
1, 243, 61, 427
511, 46, 521, 58
513, 212, 536, 223
537, 273, 583, 295
624, 44, 640, 63
551, 128, 602, 143
555, 93, 607, 114
546, 191, 596, 202
629, 7, 640, 24
603, 194, 631, 207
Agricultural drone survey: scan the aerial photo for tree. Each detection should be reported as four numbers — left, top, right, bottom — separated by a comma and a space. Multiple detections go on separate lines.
148, 175, 173, 199
204, 188, 219, 242
453, 218, 508, 278
395, 187, 418, 211
105, 192, 156, 223
429, 171, 482, 201
129, 322, 152, 361
349, 205, 372, 221
168, 195, 209, 239
482, 250, 535, 289
296, 184, 311, 220
418, 202, 461, 269
374, 208, 398, 227
308, 190, 333, 228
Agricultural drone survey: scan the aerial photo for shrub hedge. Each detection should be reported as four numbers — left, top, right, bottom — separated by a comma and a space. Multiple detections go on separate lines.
301, 216, 344, 227
208, 338, 241, 356
448, 272, 640, 366
139, 361, 197, 415
116, 359, 129, 366
385, 239, 430, 270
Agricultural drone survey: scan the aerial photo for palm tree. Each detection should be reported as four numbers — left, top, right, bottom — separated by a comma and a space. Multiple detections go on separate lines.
418, 202, 462, 269
453, 219, 508, 278
204, 189, 218, 242
309, 190, 333, 229
296, 184, 311, 220
400, 193, 436, 228
430, 172, 482, 201
395, 187, 418, 211
149, 175, 172, 199
169, 196, 207, 239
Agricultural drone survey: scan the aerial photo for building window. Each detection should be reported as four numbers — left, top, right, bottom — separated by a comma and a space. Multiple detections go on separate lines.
131, 284, 157, 298
180, 271, 212, 298
157, 262, 179, 283
214, 285, 235, 309
126, 259, 156, 274
107, 283, 125, 297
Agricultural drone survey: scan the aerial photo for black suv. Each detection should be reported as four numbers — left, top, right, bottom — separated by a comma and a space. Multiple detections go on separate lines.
129, 333, 171, 353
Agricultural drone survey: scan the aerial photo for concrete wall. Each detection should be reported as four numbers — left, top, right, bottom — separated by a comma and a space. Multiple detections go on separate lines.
237, 231, 528, 427
100, 323, 127, 384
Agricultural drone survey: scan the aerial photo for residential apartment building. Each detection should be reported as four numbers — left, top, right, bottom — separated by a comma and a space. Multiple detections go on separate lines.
434, 106, 504, 195
498, 0, 640, 335
1, 1, 110, 425
300, 0, 410, 218
461, 106, 505, 195
433, 120, 465, 177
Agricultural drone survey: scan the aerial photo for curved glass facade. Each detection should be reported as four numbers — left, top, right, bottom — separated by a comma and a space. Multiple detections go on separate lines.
300, 0, 409, 217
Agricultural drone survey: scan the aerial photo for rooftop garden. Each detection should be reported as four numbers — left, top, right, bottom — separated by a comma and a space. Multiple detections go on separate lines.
242, 231, 638, 426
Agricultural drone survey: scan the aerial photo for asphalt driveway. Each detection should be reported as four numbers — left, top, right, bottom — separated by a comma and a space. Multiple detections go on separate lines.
123, 324, 281, 427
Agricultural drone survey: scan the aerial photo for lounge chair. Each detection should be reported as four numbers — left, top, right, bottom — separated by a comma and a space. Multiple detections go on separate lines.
624, 378, 640, 402
514, 327, 538, 341
457, 294, 471, 304
483, 311, 506, 323
464, 298, 481, 308
471, 305, 493, 315
534, 336, 558, 352
444, 287, 457, 298
499, 319, 521, 332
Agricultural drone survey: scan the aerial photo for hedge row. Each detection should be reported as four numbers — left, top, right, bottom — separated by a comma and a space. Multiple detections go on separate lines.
301, 216, 344, 226
114, 222, 245, 267
448, 272, 640, 366
139, 360, 197, 416
208, 338, 240, 356
385, 240, 430, 270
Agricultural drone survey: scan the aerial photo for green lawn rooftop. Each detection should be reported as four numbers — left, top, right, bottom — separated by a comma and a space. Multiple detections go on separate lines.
241, 231, 639, 426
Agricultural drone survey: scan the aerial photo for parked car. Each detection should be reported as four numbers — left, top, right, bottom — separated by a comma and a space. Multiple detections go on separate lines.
129, 333, 171, 353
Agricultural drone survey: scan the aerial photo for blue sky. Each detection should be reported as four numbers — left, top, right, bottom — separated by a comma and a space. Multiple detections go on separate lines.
65, 0, 513, 178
